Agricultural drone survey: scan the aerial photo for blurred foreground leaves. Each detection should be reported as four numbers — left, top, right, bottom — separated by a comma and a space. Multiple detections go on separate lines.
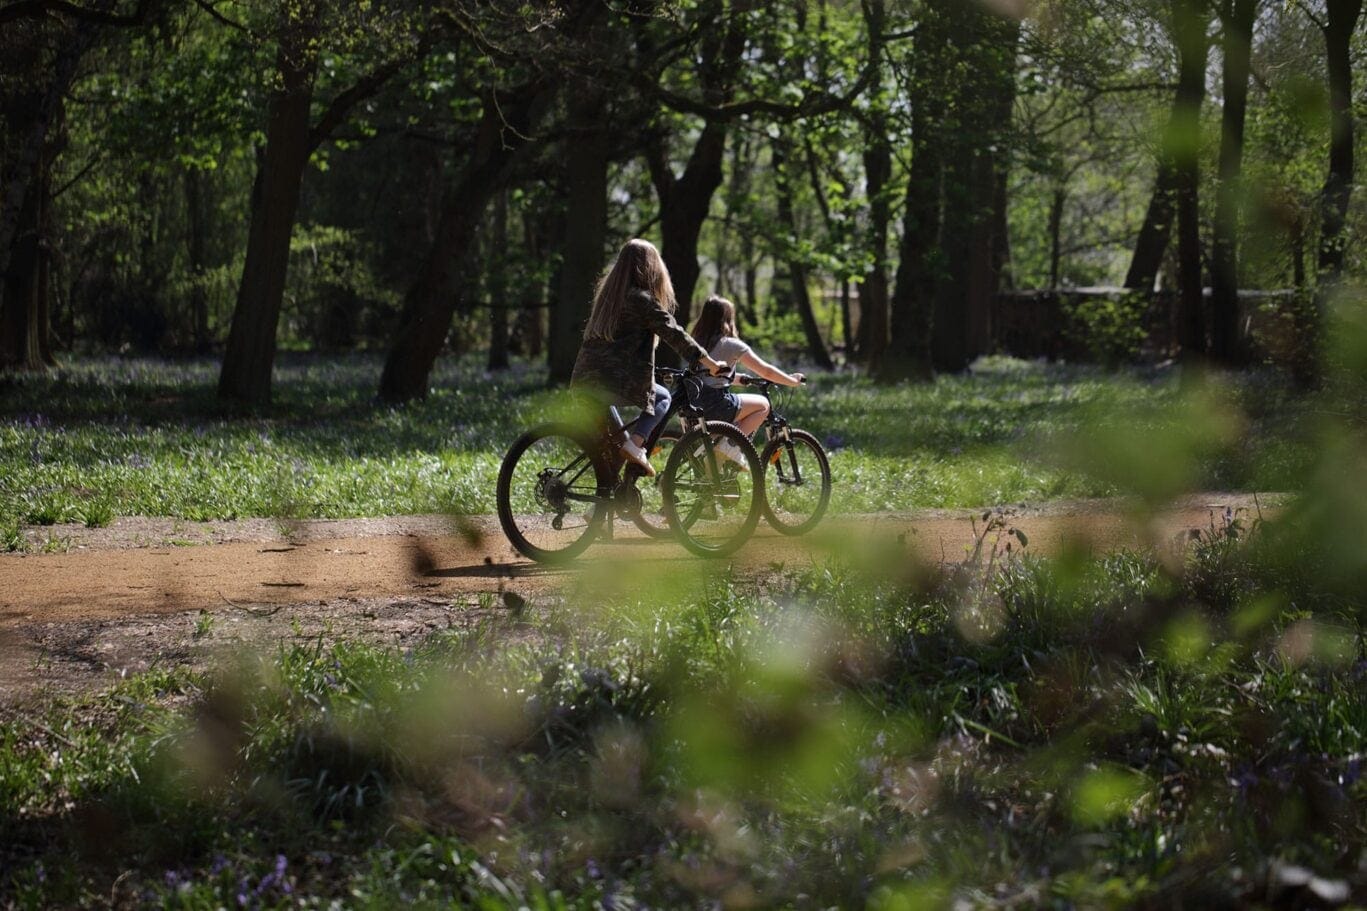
5, 292, 1367, 906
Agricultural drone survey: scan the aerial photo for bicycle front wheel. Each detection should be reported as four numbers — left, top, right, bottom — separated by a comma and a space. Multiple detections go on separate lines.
760, 428, 831, 535
496, 423, 611, 563
660, 422, 762, 558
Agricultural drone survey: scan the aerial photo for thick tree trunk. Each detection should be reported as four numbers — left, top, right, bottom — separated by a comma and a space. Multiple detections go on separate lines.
1172, 0, 1210, 361
1210, 0, 1257, 365
0, 18, 95, 370
547, 96, 609, 384
1317, 0, 1363, 279
772, 140, 834, 369
879, 2, 949, 384
380, 92, 538, 401
0, 149, 57, 369
217, 8, 320, 404
649, 121, 727, 331
931, 6, 1018, 373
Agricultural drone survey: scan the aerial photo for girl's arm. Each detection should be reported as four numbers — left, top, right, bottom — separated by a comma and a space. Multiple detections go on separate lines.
740, 350, 804, 386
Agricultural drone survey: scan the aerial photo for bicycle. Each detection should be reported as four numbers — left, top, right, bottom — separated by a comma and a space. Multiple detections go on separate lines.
495, 366, 764, 563
736, 374, 832, 535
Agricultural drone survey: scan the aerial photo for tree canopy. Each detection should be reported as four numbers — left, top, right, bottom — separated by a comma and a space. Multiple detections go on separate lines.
1, 0, 1364, 399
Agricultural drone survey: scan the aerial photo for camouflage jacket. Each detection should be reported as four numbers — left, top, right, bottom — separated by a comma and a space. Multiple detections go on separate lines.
570, 289, 708, 414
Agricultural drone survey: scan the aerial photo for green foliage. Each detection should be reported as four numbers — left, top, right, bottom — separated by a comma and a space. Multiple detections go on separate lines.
4, 497, 1367, 906
1063, 291, 1150, 366
0, 356, 1315, 525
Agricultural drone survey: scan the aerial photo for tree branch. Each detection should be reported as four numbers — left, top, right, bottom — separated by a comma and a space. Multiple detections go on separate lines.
308, 49, 420, 153
190, 0, 256, 38
0, 0, 148, 26
635, 59, 878, 125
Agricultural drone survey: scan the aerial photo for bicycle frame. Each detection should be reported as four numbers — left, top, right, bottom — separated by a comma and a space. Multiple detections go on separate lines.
552, 369, 723, 516
739, 377, 805, 482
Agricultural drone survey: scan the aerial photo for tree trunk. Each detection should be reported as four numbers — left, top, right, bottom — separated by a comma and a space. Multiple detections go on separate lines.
931, 6, 1018, 373
1172, 0, 1210, 361
0, 18, 95, 370
649, 121, 727, 331
0, 147, 56, 369
772, 139, 833, 369
380, 91, 539, 402
1210, 0, 1257, 365
1317, 0, 1363, 279
1126, 1, 1210, 294
217, 7, 320, 404
1049, 185, 1065, 288
184, 167, 210, 353
548, 96, 609, 385
1291, 213, 1306, 289
1125, 162, 1179, 291
488, 190, 510, 371
839, 279, 853, 362
859, 132, 892, 371
880, 1, 950, 384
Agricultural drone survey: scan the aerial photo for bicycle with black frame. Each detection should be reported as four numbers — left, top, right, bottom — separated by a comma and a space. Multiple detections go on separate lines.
735, 373, 832, 535
495, 366, 764, 563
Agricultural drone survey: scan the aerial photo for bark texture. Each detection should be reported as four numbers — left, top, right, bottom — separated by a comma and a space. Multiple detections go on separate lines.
547, 92, 610, 385
380, 88, 540, 402
1209, 0, 1257, 365
217, 4, 323, 404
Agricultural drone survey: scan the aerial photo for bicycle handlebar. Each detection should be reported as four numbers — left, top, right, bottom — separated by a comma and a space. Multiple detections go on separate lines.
736, 374, 806, 388
656, 363, 732, 382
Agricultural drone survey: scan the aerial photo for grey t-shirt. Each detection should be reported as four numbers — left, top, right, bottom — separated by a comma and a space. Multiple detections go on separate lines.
704, 337, 752, 387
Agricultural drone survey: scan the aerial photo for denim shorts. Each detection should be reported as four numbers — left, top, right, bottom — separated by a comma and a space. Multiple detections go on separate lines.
695, 385, 740, 422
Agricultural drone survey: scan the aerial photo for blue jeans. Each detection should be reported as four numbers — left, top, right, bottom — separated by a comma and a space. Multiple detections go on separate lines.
631, 383, 672, 442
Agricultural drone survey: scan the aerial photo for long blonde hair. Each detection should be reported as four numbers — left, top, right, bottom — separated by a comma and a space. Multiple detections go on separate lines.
583, 238, 676, 341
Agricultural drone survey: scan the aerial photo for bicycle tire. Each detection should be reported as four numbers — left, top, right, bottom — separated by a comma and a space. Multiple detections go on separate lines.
760, 428, 831, 536
496, 423, 612, 563
660, 421, 763, 558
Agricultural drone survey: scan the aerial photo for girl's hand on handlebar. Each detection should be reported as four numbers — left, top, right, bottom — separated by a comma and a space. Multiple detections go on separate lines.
703, 357, 730, 377
789, 372, 806, 386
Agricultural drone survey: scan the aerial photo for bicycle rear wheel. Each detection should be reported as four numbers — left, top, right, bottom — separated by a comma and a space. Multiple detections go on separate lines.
631, 429, 681, 538
660, 422, 762, 558
497, 423, 612, 563
760, 428, 831, 535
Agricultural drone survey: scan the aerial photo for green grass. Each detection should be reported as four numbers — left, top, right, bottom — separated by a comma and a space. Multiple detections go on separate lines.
2, 507, 1363, 908
0, 354, 1313, 524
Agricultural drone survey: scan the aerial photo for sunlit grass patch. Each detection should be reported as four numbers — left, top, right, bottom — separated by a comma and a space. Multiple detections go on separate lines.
0, 355, 1312, 524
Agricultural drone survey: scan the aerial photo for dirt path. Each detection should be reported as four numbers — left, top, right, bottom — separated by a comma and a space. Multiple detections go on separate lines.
0, 495, 1273, 704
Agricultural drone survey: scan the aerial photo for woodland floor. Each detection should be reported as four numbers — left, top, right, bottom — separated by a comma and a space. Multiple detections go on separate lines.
0, 494, 1277, 706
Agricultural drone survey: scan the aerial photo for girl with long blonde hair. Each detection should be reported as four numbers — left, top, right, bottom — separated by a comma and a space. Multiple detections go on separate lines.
570, 239, 727, 475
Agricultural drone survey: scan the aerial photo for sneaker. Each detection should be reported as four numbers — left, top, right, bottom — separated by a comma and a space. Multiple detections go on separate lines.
713, 439, 748, 468
620, 438, 656, 477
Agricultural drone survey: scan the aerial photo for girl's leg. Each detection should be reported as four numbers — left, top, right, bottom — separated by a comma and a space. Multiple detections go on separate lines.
732, 393, 769, 438
630, 383, 672, 446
